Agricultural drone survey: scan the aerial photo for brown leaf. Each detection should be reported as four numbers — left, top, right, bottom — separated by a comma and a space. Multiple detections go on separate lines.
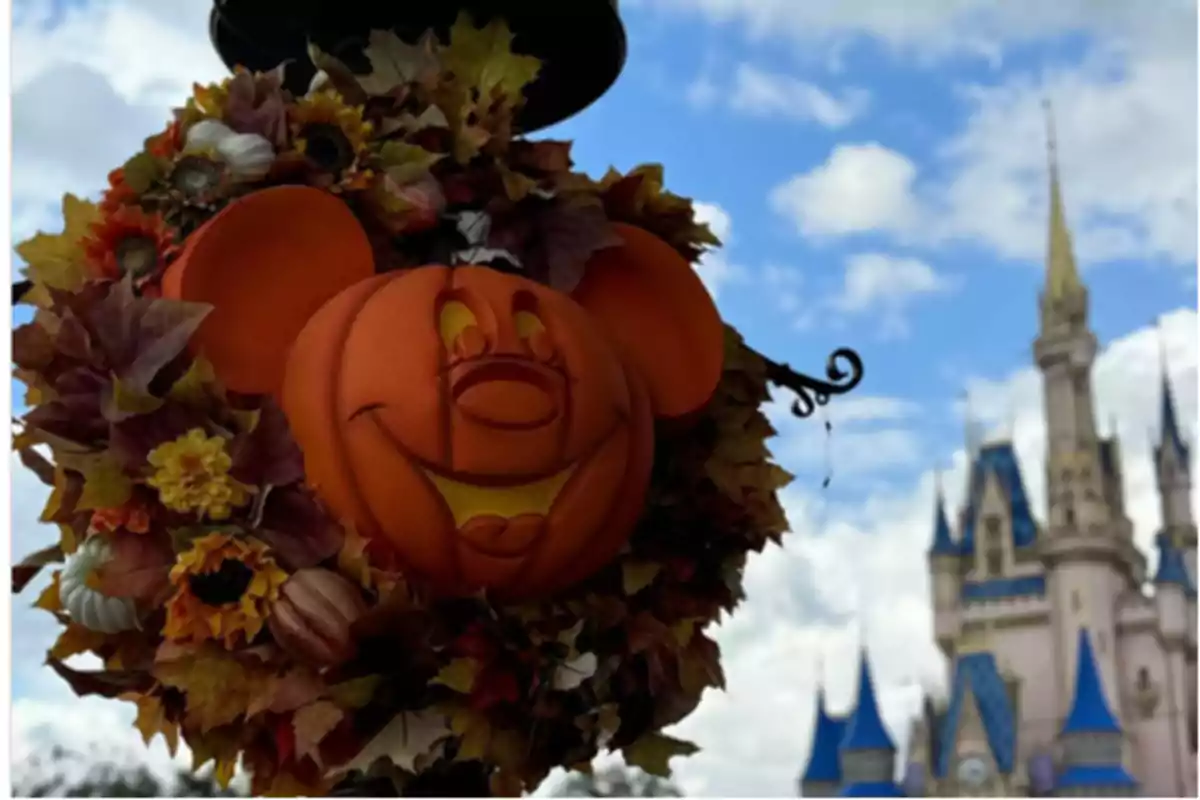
49, 623, 108, 660
13, 544, 64, 593
508, 140, 573, 175
256, 488, 343, 569
229, 399, 305, 488
529, 197, 623, 292
17, 446, 57, 486
293, 700, 345, 766
248, 668, 326, 717
225, 67, 291, 148
46, 659, 153, 698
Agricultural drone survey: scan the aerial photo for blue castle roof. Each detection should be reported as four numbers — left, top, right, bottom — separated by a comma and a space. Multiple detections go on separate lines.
838, 781, 906, 797
841, 652, 895, 752
1061, 628, 1122, 736
933, 652, 1017, 778
1056, 764, 1138, 789
959, 443, 1038, 554
802, 690, 849, 784
1153, 532, 1197, 598
929, 490, 957, 556
1157, 373, 1190, 468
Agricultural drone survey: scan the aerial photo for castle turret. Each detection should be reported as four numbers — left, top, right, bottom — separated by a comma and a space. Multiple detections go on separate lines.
1055, 629, 1137, 796
837, 652, 904, 797
1155, 367, 1196, 583
800, 687, 849, 798
928, 485, 961, 653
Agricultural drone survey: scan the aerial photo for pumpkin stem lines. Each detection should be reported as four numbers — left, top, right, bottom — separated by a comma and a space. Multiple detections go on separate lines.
761, 346, 866, 419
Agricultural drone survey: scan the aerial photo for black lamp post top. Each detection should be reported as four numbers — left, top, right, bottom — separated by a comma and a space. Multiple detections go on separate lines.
209, 0, 627, 133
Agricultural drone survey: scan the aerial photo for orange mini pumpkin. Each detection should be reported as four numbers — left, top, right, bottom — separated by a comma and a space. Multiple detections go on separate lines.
162, 186, 724, 600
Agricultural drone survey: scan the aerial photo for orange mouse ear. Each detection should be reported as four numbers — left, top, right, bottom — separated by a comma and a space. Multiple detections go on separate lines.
571, 223, 725, 420
161, 186, 375, 396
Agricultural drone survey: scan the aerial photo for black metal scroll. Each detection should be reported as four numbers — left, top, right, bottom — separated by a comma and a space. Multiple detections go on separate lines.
760, 346, 864, 419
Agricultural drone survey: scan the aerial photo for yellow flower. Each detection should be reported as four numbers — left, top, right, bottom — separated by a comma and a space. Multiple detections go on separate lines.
146, 429, 253, 520
165, 533, 288, 649
288, 91, 374, 191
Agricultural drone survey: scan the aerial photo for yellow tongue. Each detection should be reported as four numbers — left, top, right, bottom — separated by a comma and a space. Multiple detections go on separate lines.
424, 467, 575, 527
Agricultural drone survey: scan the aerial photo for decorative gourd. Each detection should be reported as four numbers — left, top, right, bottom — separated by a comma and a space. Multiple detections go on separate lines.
60, 537, 140, 634
267, 568, 367, 667
161, 186, 724, 599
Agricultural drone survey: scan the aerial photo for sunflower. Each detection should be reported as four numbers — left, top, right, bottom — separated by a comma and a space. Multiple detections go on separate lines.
82, 205, 179, 283
288, 91, 374, 191
146, 428, 254, 521
164, 533, 288, 649
99, 168, 138, 214
163, 148, 234, 208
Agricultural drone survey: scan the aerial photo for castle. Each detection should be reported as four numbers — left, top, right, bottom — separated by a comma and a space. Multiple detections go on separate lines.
797, 124, 1198, 797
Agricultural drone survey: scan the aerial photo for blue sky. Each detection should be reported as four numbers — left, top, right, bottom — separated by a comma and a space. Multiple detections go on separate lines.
9, 0, 1199, 795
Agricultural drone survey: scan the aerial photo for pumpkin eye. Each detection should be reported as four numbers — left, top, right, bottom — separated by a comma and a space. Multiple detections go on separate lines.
439, 300, 479, 353
514, 310, 545, 338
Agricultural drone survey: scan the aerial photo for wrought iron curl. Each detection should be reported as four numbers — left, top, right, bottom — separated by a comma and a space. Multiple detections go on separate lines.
760, 346, 865, 419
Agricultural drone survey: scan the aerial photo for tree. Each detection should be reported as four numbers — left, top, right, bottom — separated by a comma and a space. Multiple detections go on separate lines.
552, 765, 683, 797
13, 746, 242, 798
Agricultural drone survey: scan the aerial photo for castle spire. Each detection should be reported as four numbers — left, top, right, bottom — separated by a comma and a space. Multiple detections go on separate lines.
929, 476, 957, 556
1043, 99, 1083, 304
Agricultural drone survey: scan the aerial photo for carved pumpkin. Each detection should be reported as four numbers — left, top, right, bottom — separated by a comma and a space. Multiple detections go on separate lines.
162, 186, 724, 599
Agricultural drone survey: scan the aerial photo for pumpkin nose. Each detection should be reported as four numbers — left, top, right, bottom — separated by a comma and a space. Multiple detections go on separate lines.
451, 358, 561, 430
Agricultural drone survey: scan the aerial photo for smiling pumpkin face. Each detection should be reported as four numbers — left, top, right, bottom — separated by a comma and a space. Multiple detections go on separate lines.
161, 186, 725, 601
282, 265, 655, 597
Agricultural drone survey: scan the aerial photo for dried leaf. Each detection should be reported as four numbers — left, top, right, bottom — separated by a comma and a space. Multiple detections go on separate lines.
431, 658, 480, 694
121, 152, 165, 194
167, 356, 219, 406
509, 140, 574, 175
34, 572, 63, 612
75, 451, 133, 511
377, 141, 443, 184
327, 675, 384, 710
16, 194, 100, 305
49, 623, 108, 660
13, 544, 64, 593
17, 445, 57, 486
103, 375, 165, 421
622, 561, 662, 596
248, 668, 325, 717
293, 700, 345, 766
256, 488, 342, 569
154, 647, 271, 731
531, 197, 623, 292
357, 29, 442, 96
441, 14, 541, 104
340, 709, 453, 775
621, 732, 699, 778
229, 400, 304, 488
47, 659, 153, 698
133, 694, 180, 756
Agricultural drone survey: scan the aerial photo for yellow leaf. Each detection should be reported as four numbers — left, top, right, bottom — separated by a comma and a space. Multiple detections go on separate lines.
377, 141, 444, 184
133, 695, 180, 756
327, 675, 383, 709
16, 194, 101, 305
441, 13, 541, 103
49, 623, 107, 660
167, 357, 219, 405
337, 525, 373, 590
231, 408, 261, 435
213, 757, 237, 790
431, 658, 480, 694
498, 165, 537, 202
76, 452, 133, 511
340, 709, 452, 775
621, 732, 699, 778
57, 522, 80, 555
293, 700, 345, 766
357, 28, 441, 96
155, 647, 270, 732
34, 572, 63, 613
39, 467, 68, 522
670, 619, 698, 648
109, 375, 165, 417
622, 561, 661, 596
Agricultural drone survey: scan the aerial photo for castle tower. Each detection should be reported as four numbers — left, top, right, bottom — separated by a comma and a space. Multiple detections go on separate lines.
1054, 629, 1137, 796
928, 483, 962, 654
1155, 367, 1196, 582
1032, 102, 1139, 725
837, 652, 904, 797
800, 687, 849, 798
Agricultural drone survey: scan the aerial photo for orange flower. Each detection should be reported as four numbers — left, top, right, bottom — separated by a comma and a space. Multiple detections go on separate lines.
89, 503, 152, 536
147, 121, 182, 160
100, 168, 138, 214
164, 533, 288, 650
83, 206, 179, 282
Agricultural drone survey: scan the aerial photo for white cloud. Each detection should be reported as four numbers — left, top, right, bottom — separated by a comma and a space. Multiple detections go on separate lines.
832, 253, 956, 337
770, 143, 920, 238
689, 64, 869, 128
693, 201, 744, 298
764, 4, 1197, 268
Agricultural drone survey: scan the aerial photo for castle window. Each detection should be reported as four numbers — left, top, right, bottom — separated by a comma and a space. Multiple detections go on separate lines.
985, 549, 1004, 577
1071, 591, 1082, 612
1136, 667, 1150, 691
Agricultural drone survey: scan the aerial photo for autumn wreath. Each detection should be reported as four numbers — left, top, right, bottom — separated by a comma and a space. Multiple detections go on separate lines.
12, 15, 792, 796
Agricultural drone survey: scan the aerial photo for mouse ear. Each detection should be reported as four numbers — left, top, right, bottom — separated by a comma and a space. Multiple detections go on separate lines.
571, 223, 725, 420
160, 186, 375, 396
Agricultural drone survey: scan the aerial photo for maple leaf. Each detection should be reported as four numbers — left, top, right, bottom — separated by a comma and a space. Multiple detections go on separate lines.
621, 561, 662, 596
248, 667, 325, 717
509, 140, 574, 175
327, 675, 384, 710
154, 646, 270, 731
526, 196, 623, 292
13, 544, 63, 593
47, 658, 153, 698
49, 623, 108, 660
133, 694, 180, 756
229, 399, 305, 488
34, 572, 63, 612
16, 194, 101, 306
377, 141, 445, 184
293, 700, 345, 766
431, 657, 481, 694
358, 29, 443, 96
339, 709, 453, 775
225, 66, 291, 148
74, 450, 133, 510
166, 356, 221, 407
621, 732, 699, 778
255, 487, 342, 570
442, 13, 541, 105
337, 525, 373, 590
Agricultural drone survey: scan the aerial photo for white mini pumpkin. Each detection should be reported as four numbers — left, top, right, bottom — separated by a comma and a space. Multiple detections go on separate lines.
59, 536, 140, 634
184, 120, 276, 182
